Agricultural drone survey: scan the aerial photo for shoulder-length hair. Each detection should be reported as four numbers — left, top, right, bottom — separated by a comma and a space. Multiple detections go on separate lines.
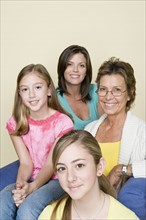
57, 45, 92, 102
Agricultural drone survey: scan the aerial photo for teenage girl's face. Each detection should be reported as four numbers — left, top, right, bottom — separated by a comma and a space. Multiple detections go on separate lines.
64, 53, 87, 86
56, 143, 104, 201
98, 74, 130, 116
19, 72, 51, 116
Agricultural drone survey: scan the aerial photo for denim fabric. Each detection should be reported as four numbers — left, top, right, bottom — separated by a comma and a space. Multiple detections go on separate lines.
0, 160, 19, 190
118, 177, 146, 220
0, 179, 65, 220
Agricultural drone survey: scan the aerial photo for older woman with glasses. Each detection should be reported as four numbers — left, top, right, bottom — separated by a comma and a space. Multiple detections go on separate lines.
85, 57, 146, 220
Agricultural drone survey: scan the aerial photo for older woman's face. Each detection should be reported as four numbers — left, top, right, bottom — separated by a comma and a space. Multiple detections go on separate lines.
98, 74, 130, 116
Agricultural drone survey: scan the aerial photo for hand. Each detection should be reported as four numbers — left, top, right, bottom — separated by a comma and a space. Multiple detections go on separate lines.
107, 164, 123, 188
12, 181, 29, 207
12, 189, 26, 207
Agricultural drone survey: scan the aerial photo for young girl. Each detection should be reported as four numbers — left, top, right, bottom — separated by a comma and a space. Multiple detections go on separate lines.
39, 130, 139, 220
0, 64, 74, 220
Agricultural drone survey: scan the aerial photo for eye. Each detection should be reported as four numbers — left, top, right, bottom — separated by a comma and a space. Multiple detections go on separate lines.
99, 87, 106, 91
20, 87, 28, 93
113, 87, 121, 92
56, 166, 66, 173
76, 163, 85, 169
35, 85, 42, 90
79, 64, 86, 68
67, 62, 72, 66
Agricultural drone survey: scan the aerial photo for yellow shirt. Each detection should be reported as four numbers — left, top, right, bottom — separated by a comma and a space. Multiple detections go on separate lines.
99, 142, 120, 176
39, 196, 139, 220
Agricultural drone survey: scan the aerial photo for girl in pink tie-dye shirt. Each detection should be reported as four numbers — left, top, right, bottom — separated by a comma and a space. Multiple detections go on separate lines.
0, 64, 73, 220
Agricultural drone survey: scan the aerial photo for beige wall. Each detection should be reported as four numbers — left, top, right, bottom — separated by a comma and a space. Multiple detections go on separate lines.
1, 1, 145, 167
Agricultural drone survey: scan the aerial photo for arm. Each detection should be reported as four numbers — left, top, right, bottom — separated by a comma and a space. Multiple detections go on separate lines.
20, 139, 59, 196
119, 112, 146, 178
29, 140, 57, 191
107, 164, 133, 188
9, 134, 33, 206
10, 134, 33, 183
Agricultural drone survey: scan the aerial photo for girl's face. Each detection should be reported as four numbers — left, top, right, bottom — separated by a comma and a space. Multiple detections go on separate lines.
19, 72, 51, 116
56, 143, 104, 201
64, 53, 87, 86
98, 74, 130, 116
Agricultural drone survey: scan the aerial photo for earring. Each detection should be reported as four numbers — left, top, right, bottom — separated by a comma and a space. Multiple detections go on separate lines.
97, 172, 102, 176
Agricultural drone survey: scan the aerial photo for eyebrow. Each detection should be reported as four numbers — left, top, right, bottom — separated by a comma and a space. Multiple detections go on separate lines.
56, 159, 86, 166
19, 82, 43, 87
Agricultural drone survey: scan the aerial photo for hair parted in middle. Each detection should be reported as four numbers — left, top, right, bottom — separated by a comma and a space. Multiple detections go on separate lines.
57, 45, 93, 102
12, 64, 72, 136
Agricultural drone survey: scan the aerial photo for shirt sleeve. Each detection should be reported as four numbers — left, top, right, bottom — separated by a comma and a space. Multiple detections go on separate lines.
54, 113, 74, 139
6, 117, 16, 133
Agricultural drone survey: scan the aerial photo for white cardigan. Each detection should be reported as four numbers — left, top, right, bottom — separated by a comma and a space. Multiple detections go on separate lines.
85, 111, 146, 178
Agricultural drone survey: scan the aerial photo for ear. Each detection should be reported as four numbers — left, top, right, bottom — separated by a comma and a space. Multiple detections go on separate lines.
47, 86, 52, 97
96, 157, 106, 176
127, 96, 130, 101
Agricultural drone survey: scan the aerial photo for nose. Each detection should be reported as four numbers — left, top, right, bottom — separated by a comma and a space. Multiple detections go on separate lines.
73, 64, 78, 72
67, 168, 76, 183
105, 91, 114, 99
29, 89, 35, 98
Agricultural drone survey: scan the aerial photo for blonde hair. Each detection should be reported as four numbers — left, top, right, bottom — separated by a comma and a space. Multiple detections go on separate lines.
51, 130, 116, 219
12, 64, 72, 135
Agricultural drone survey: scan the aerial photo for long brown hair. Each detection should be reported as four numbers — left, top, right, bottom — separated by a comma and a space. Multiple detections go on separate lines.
51, 130, 116, 219
12, 64, 72, 136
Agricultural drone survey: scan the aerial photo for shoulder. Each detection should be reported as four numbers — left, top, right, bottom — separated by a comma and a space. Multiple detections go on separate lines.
84, 120, 98, 131
38, 203, 55, 219
53, 111, 74, 133
127, 111, 145, 125
85, 114, 107, 135
56, 111, 73, 122
6, 116, 16, 132
89, 84, 97, 95
108, 196, 139, 219
56, 87, 63, 97
38, 198, 67, 220
125, 111, 146, 134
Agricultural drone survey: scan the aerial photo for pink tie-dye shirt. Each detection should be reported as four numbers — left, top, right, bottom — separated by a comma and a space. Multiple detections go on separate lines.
6, 111, 74, 180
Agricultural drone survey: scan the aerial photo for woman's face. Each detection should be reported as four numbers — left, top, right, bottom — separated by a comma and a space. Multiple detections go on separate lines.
64, 53, 87, 87
56, 143, 102, 201
98, 74, 130, 116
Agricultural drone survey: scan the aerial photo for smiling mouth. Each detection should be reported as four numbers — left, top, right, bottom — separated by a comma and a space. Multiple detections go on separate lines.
29, 100, 39, 105
69, 185, 82, 190
70, 74, 80, 78
104, 102, 117, 106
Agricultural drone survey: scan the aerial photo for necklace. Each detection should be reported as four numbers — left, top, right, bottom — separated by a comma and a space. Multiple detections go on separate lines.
72, 193, 105, 220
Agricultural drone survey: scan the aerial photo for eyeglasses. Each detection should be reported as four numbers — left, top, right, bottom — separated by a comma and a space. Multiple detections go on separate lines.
98, 87, 127, 97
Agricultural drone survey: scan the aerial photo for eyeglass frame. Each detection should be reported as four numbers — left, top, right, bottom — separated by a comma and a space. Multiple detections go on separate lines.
97, 87, 127, 97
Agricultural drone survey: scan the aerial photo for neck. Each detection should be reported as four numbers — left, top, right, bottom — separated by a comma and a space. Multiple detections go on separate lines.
106, 111, 127, 128
72, 191, 105, 220
30, 108, 54, 120
66, 84, 81, 97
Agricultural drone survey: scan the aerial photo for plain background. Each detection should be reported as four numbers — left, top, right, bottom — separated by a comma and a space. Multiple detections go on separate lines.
1, 0, 145, 167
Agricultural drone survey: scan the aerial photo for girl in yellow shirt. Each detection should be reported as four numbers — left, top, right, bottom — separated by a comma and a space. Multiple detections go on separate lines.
39, 130, 139, 220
